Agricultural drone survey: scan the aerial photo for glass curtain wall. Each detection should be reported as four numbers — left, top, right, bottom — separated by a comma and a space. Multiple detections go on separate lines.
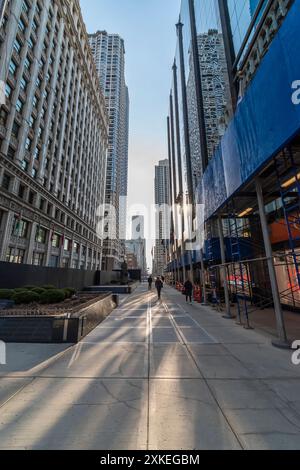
180, 0, 202, 191
227, 0, 268, 61
170, 70, 181, 202
193, 0, 232, 162
176, 0, 232, 186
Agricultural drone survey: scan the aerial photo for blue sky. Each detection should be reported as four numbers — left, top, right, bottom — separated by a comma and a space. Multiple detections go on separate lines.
80, 0, 181, 266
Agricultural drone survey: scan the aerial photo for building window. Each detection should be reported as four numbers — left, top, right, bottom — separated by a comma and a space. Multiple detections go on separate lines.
64, 238, 70, 251
1, 173, 11, 190
32, 95, 38, 108
27, 37, 34, 50
33, 147, 40, 160
16, 98, 24, 113
22, 0, 29, 14
51, 233, 60, 248
35, 226, 47, 244
21, 159, 29, 171
49, 255, 59, 267
7, 146, 15, 160
32, 252, 44, 266
24, 57, 31, 70
12, 217, 28, 238
25, 137, 32, 150
47, 203, 53, 216
6, 247, 25, 264
9, 60, 17, 76
18, 18, 26, 32
28, 190, 35, 205
13, 39, 22, 54
0, 109, 7, 126
20, 77, 28, 91
32, 19, 38, 32
18, 183, 25, 199
39, 198, 45, 211
11, 121, 20, 138
5, 83, 12, 98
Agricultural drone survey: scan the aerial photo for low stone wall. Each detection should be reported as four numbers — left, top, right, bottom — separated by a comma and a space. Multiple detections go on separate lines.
0, 293, 117, 344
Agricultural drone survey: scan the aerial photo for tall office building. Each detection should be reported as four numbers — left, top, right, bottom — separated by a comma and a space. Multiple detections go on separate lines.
125, 215, 147, 275
0, 0, 7, 23
132, 215, 144, 240
89, 30, 129, 271
197, 30, 230, 161
0, 0, 108, 270
153, 159, 170, 275
167, 0, 300, 344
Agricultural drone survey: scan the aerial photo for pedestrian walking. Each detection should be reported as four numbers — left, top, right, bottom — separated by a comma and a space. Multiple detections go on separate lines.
184, 279, 193, 304
155, 277, 163, 301
148, 276, 153, 291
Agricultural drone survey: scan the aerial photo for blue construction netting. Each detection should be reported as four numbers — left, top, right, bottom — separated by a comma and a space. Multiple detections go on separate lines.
196, 0, 300, 222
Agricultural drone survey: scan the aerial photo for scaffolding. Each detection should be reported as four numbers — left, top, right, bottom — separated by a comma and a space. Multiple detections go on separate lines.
204, 144, 300, 329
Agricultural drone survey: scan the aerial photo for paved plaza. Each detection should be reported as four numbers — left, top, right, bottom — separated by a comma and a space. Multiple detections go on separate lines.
0, 285, 300, 450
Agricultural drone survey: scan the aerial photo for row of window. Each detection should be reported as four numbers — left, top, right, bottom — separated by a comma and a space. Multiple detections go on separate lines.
6, 248, 101, 268
10, 216, 98, 255
0, 170, 100, 243
1, 0, 107, 231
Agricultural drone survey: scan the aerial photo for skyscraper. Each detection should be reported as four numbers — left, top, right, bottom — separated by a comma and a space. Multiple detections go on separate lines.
89, 31, 129, 271
153, 159, 170, 276
125, 215, 147, 275
197, 29, 230, 161
0, 0, 108, 271
132, 215, 145, 240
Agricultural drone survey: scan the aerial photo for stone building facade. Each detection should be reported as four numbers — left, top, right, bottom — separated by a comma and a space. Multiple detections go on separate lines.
0, 0, 108, 270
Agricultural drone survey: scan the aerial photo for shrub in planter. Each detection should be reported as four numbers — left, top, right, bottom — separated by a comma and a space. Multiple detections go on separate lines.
39, 289, 65, 304
32, 287, 46, 295
23, 286, 37, 291
12, 291, 40, 305
64, 287, 76, 299
0, 289, 14, 300
42, 285, 56, 290
14, 288, 28, 294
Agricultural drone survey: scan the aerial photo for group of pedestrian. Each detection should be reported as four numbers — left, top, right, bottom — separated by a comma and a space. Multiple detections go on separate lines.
147, 275, 194, 304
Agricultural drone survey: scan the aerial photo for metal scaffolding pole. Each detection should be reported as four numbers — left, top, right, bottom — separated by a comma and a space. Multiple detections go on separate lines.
255, 178, 290, 348
200, 248, 207, 304
218, 216, 233, 318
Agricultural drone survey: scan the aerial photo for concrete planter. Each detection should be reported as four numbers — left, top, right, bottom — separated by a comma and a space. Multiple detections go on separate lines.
0, 293, 117, 344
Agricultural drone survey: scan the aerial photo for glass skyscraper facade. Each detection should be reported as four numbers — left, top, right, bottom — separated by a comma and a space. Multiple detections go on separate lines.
166, 0, 300, 335
227, 0, 268, 59
169, 0, 232, 207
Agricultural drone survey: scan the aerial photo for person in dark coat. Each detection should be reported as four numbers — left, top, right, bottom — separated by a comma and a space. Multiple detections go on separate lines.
155, 277, 163, 301
148, 276, 153, 290
184, 279, 193, 304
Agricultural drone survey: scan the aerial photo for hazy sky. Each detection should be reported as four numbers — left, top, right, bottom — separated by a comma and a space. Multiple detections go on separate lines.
80, 0, 181, 268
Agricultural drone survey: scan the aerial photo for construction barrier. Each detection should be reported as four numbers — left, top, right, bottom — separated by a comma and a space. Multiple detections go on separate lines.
194, 286, 202, 303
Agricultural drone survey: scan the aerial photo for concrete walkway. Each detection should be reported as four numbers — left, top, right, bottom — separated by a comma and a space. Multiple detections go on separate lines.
1, 284, 300, 450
